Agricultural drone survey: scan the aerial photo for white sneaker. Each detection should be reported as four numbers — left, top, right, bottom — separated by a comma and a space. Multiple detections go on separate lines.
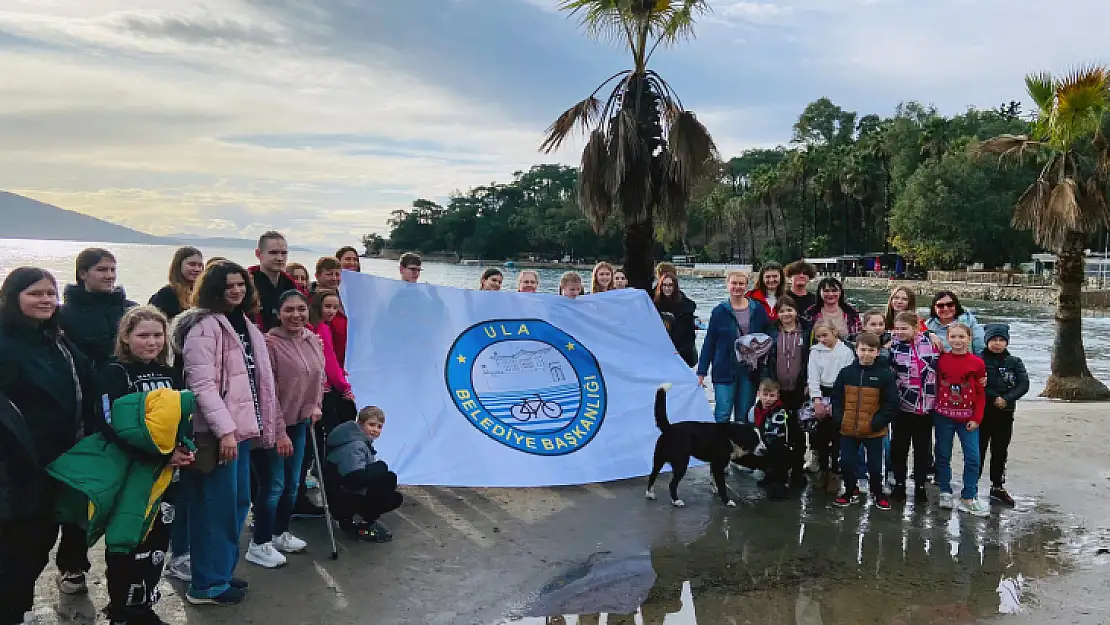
164, 554, 192, 582
958, 498, 990, 517
304, 476, 319, 489
938, 493, 956, 509
272, 531, 308, 553
56, 571, 87, 595
246, 541, 287, 568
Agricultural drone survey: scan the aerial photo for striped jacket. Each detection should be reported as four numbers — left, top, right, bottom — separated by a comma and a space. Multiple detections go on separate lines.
889, 335, 941, 415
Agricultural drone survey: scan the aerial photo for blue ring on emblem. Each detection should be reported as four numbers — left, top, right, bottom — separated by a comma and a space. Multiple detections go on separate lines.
445, 319, 607, 456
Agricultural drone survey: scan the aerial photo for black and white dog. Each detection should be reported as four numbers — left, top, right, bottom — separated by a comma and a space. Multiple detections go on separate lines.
646, 383, 762, 507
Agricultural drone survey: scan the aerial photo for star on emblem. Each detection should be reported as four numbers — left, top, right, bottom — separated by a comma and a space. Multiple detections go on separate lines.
456, 354, 467, 364
566, 342, 575, 351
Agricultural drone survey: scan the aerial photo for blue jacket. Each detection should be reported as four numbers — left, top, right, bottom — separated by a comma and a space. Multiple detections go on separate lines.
697, 300, 773, 384
926, 311, 986, 355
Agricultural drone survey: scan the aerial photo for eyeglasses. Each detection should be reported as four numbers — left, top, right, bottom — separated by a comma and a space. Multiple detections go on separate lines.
935, 301, 956, 309
404, 266, 423, 273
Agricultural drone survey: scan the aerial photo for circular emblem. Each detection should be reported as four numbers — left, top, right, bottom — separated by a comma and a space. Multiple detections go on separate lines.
445, 319, 607, 456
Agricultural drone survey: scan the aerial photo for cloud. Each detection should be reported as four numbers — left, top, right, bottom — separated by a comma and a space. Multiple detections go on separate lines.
112, 13, 284, 46
716, 2, 794, 23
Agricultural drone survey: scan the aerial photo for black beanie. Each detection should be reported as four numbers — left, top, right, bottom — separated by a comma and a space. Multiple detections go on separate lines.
984, 323, 1010, 343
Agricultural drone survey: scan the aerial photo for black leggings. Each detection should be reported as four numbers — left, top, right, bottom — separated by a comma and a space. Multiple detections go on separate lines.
979, 407, 1014, 487
891, 411, 933, 487
0, 519, 82, 625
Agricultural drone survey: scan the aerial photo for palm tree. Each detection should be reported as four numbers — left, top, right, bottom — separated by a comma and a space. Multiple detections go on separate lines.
540, 0, 718, 290
979, 66, 1110, 400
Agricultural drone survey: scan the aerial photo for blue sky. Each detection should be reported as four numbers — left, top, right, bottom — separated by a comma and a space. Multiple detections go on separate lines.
0, 0, 1107, 245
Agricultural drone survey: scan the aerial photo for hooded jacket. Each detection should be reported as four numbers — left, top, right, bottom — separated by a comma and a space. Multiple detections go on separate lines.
926, 310, 986, 355
0, 321, 94, 520
889, 334, 941, 415
171, 308, 280, 447
48, 388, 195, 553
265, 327, 326, 426
761, 326, 810, 394
325, 421, 387, 494
655, 293, 697, 366
747, 288, 780, 321
832, 359, 899, 438
981, 348, 1029, 414
312, 320, 351, 395
58, 284, 137, 365
806, 339, 855, 398
696, 299, 773, 384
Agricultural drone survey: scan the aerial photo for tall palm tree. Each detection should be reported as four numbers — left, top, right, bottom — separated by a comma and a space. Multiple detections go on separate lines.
540, 0, 718, 290
979, 66, 1110, 400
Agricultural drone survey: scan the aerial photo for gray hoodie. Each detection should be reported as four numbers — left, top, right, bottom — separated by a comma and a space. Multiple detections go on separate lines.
326, 421, 377, 483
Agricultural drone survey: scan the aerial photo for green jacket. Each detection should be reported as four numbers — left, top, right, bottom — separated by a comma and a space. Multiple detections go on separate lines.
47, 388, 195, 553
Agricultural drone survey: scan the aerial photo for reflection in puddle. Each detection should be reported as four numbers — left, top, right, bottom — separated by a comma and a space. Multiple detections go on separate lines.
503, 498, 1072, 625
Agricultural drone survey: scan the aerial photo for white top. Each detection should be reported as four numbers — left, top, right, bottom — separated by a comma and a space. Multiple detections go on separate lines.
807, 340, 856, 398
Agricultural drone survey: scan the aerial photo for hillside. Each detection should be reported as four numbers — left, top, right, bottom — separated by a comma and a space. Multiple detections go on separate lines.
0, 191, 170, 245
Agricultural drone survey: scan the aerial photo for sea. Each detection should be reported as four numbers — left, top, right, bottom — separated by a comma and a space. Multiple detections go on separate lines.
2, 238, 1108, 397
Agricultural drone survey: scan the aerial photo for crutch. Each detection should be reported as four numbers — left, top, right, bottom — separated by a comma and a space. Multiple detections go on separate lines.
308, 425, 339, 560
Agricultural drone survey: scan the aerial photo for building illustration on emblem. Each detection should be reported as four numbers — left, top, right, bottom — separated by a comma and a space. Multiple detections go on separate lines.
471, 341, 580, 435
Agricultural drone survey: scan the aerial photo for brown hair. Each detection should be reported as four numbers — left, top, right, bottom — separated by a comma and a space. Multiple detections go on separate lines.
256, 231, 285, 251
358, 405, 385, 424
862, 308, 886, 328
168, 246, 203, 311
893, 311, 921, 329
558, 271, 583, 295
287, 262, 309, 283
309, 289, 341, 326
884, 286, 918, 328
590, 261, 615, 294
653, 271, 681, 306
774, 295, 799, 328
75, 247, 116, 286
948, 322, 973, 340
655, 261, 676, 278
479, 267, 503, 290
784, 260, 817, 280
855, 331, 881, 349
192, 260, 259, 315
399, 252, 422, 268
315, 256, 341, 276
754, 261, 785, 298
115, 306, 171, 365
758, 378, 781, 393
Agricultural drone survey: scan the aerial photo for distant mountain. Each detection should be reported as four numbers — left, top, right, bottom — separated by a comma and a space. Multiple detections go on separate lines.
0, 191, 171, 245
0, 191, 307, 250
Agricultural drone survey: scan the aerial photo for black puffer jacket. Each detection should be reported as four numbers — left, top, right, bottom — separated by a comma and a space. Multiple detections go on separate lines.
57, 284, 137, 366
0, 321, 95, 521
981, 349, 1029, 413
656, 294, 698, 367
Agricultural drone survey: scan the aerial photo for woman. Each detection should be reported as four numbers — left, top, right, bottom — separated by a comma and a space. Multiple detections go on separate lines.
336, 247, 362, 273
927, 291, 986, 354
697, 271, 773, 423
58, 247, 137, 366
517, 270, 540, 293
150, 246, 204, 321
590, 262, 615, 294
748, 261, 786, 320
0, 268, 96, 624
654, 272, 697, 367
173, 261, 280, 605
479, 268, 503, 291
250, 291, 325, 569
885, 286, 946, 351
612, 268, 629, 289
286, 263, 311, 294
802, 277, 861, 340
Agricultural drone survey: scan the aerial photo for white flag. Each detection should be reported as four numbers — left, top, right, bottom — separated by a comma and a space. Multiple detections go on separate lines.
340, 272, 711, 487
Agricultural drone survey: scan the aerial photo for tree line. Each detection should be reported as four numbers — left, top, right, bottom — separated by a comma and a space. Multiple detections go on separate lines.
375, 97, 1066, 270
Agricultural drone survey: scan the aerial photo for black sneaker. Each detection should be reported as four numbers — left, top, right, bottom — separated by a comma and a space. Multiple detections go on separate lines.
914, 486, 928, 503
875, 497, 892, 511
891, 484, 907, 502
990, 487, 1016, 507
790, 471, 809, 488
185, 586, 247, 606
57, 571, 88, 595
291, 498, 325, 519
850, 487, 861, 503
369, 520, 394, 541
230, 577, 249, 590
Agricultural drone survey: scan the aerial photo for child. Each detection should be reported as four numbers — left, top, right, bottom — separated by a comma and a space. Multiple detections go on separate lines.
848, 309, 894, 490
933, 323, 989, 517
761, 296, 810, 485
96, 307, 195, 625
325, 406, 404, 543
806, 320, 855, 493
831, 332, 899, 510
979, 323, 1029, 507
748, 379, 795, 500
559, 271, 583, 299
888, 311, 941, 503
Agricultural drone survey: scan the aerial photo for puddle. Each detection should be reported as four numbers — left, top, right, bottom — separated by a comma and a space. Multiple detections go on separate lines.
498, 493, 1078, 625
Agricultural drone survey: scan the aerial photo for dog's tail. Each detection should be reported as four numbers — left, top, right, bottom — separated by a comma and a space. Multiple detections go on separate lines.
655, 383, 673, 431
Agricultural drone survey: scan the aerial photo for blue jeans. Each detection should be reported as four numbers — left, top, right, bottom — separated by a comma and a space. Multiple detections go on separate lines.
170, 471, 190, 557
841, 437, 884, 496
933, 415, 981, 500
188, 440, 251, 598
712, 373, 756, 423
856, 433, 892, 480
251, 423, 307, 544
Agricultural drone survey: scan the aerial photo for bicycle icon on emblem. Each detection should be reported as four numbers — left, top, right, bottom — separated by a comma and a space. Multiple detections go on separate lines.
509, 395, 564, 422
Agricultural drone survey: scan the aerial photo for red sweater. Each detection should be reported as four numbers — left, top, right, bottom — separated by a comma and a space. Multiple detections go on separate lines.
934, 352, 986, 423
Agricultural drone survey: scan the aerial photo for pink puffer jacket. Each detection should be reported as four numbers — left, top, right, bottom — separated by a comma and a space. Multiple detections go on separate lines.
173, 309, 280, 448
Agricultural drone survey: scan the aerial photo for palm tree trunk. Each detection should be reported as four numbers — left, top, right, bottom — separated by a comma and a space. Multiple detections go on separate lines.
1043, 231, 1110, 399
624, 216, 655, 292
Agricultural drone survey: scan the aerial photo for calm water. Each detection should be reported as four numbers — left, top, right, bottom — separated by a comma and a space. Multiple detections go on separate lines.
2, 238, 1108, 395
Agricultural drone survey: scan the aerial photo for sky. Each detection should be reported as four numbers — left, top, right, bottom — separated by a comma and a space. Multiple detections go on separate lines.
1, 0, 1107, 246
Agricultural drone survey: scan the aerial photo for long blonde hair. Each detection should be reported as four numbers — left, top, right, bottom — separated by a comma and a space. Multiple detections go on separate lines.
115, 306, 171, 365
590, 261, 615, 294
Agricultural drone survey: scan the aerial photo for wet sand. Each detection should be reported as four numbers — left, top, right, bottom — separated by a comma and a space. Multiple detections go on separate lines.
27, 402, 1110, 625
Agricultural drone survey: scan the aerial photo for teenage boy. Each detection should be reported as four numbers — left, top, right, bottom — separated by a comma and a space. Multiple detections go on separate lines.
784, 260, 817, 314
832, 332, 899, 510
250, 231, 304, 331
399, 252, 422, 283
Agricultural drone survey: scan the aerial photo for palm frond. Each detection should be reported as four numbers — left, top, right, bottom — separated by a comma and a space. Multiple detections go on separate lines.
608, 108, 645, 197
656, 149, 689, 233
974, 134, 1043, 163
541, 96, 602, 154
1027, 178, 1082, 249
579, 130, 614, 231
559, 0, 633, 45
1011, 179, 1050, 233
666, 110, 718, 185
1025, 71, 1055, 115
1080, 177, 1110, 230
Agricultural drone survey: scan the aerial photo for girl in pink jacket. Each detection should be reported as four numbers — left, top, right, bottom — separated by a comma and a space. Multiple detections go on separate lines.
172, 261, 280, 606
247, 290, 326, 569
310, 291, 357, 432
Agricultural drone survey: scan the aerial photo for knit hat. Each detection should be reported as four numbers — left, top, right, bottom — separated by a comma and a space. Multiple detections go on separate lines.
984, 323, 1010, 343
